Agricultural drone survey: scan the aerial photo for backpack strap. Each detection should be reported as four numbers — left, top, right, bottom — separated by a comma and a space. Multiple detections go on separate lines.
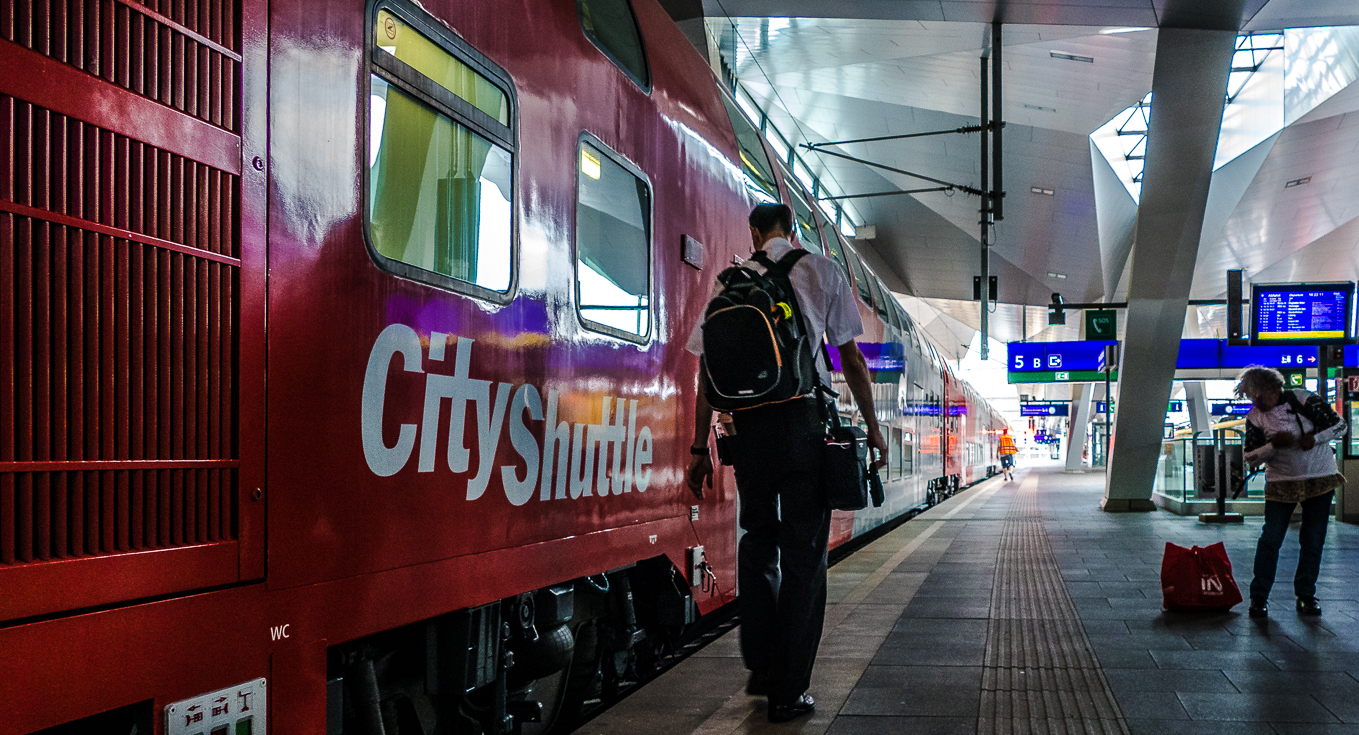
1284, 389, 1341, 434
749, 250, 811, 336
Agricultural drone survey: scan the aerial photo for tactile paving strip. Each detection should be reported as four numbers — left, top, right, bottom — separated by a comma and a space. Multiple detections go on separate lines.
978, 484, 1129, 735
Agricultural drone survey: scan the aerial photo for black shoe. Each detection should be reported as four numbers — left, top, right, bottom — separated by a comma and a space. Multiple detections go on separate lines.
1249, 598, 1268, 618
768, 694, 814, 723
746, 671, 767, 696
1297, 597, 1322, 615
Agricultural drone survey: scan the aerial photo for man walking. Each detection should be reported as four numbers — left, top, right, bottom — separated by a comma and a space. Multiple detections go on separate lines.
685, 203, 887, 723
999, 428, 1018, 481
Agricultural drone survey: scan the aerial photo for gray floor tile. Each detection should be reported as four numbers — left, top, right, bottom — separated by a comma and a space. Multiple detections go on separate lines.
1095, 648, 1158, 669
840, 666, 983, 717
890, 617, 989, 637
1113, 691, 1190, 719
1104, 668, 1240, 694
872, 639, 987, 666
1081, 620, 1133, 636
1265, 653, 1359, 671
1087, 633, 1192, 651
1124, 717, 1277, 735
1176, 692, 1341, 723
1223, 670, 1359, 694
1269, 724, 1359, 735
825, 716, 976, 735
1149, 650, 1280, 670
1313, 689, 1359, 723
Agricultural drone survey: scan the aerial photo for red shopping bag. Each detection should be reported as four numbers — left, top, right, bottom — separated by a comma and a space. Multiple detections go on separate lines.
1160, 541, 1243, 611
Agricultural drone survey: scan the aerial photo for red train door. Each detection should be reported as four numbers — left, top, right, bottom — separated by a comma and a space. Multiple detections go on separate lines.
0, 0, 267, 621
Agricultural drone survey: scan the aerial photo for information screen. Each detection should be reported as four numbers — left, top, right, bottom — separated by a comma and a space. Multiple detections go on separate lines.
1020, 404, 1069, 417
1210, 402, 1253, 416
1253, 282, 1355, 344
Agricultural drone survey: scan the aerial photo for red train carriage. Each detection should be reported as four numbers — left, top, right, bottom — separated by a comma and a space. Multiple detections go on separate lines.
0, 0, 1004, 731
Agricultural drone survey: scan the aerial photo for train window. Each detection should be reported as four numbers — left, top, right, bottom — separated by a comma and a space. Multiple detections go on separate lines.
846, 249, 873, 305
367, 4, 515, 298
793, 159, 816, 193
867, 271, 890, 321
882, 288, 902, 330
575, 138, 652, 341
577, 0, 650, 90
789, 190, 824, 255
821, 232, 854, 285
720, 93, 779, 203
765, 127, 791, 164
889, 428, 902, 480
901, 434, 914, 475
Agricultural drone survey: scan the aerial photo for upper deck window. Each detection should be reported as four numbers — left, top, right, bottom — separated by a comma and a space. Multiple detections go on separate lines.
576, 139, 652, 341
847, 250, 873, 304
577, 0, 650, 90
375, 10, 508, 125
821, 231, 854, 285
720, 93, 778, 202
366, 2, 516, 298
790, 190, 824, 255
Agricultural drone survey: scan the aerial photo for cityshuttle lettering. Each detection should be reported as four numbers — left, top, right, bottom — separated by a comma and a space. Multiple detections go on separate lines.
361, 324, 654, 503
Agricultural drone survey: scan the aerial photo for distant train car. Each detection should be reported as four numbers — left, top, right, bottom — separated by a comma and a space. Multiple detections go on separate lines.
0, 0, 1002, 731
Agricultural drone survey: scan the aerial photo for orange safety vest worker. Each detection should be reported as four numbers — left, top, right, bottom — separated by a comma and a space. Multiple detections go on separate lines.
999, 434, 1018, 455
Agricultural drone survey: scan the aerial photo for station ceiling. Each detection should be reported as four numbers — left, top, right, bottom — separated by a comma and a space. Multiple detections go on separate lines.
676, 0, 1359, 345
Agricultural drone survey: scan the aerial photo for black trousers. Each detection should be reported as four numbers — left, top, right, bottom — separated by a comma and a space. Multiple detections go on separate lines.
731, 397, 831, 704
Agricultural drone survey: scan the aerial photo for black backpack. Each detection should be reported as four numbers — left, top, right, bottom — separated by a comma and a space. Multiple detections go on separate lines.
700, 250, 817, 412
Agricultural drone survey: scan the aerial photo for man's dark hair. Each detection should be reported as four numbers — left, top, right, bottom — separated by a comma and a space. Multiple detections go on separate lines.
749, 203, 793, 236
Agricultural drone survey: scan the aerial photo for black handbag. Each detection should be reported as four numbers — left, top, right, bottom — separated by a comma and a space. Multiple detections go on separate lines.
818, 391, 883, 511
823, 418, 869, 511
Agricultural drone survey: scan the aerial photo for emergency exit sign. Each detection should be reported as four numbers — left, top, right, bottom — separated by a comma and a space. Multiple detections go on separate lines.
1085, 310, 1117, 340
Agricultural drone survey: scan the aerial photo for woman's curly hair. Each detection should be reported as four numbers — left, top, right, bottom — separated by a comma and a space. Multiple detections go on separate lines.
1234, 365, 1285, 401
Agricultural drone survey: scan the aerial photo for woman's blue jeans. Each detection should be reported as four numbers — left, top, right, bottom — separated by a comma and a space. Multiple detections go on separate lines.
1250, 491, 1333, 600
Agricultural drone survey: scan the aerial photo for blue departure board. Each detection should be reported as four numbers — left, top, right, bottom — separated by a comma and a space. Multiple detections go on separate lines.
1020, 404, 1069, 417
1252, 282, 1355, 344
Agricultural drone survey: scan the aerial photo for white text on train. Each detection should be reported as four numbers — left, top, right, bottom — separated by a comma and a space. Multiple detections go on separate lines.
360, 324, 654, 504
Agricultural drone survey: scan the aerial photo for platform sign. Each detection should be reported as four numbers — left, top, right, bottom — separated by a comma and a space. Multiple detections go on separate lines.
1177, 339, 1319, 369
1252, 281, 1355, 345
1096, 400, 1166, 414
1220, 344, 1317, 369
1210, 401, 1253, 416
1020, 403, 1069, 417
1008, 341, 1117, 383
1085, 310, 1117, 341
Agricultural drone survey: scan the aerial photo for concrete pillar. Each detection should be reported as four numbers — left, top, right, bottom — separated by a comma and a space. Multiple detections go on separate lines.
1066, 384, 1093, 471
1102, 27, 1241, 512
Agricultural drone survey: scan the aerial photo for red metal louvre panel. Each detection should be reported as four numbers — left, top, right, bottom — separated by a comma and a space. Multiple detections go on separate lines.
0, 0, 239, 132
0, 0, 257, 622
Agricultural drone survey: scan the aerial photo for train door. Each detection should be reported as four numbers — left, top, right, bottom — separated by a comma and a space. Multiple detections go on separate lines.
0, 0, 268, 625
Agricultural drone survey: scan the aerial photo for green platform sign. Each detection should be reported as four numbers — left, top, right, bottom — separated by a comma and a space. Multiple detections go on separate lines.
1085, 310, 1117, 341
1008, 369, 1118, 384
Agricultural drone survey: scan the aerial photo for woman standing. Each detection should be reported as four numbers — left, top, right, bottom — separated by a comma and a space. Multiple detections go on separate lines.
1237, 366, 1347, 618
